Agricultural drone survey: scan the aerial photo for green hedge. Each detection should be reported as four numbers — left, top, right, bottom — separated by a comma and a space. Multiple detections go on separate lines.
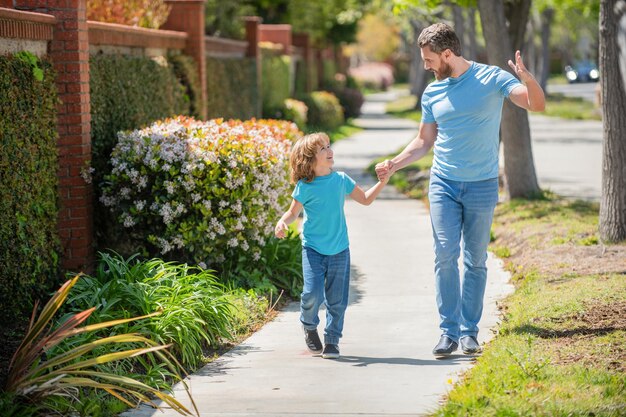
90, 54, 191, 185
301, 91, 344, 130
261, 49, 292, 116
0, 53, 60, 323
206, 57, 258, 119
90, 54, 193, 248
169, 54, 203, 119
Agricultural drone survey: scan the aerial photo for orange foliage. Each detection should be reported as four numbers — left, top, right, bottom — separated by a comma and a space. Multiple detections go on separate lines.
87, 0, 171, 29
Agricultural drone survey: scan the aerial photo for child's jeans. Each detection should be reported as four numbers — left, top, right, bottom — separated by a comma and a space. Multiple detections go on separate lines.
300, 246, 350, 346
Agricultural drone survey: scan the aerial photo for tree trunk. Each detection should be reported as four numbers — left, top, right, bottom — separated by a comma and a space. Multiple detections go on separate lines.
524, 13, 537, 75
408, 19, 431, 106
599, 0, 626, 242
477, 0, 540, 198
452, 4, 465, 53
467, 7, 478, 61
504, 0, 531, 52
539, 7, 554, 91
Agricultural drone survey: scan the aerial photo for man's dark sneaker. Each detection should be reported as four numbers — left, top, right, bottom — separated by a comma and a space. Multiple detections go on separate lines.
321, 344, 340, 359
303, 327, 323, 354
432, 335, 458, 357
460, 336, 482, 355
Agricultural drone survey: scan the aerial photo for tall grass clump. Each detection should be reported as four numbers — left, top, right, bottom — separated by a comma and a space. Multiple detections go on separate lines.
59, 252, 235, 369
3, 275, 196, 417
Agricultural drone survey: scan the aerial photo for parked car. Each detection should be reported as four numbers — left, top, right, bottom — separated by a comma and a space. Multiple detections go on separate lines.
564, 61, 600, 83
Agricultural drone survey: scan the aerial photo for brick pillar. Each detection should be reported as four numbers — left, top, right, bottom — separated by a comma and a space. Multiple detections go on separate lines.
163, 0, 207, 120
15, 0, 94, 273
244, 16, 262, 117
293, 32, 312, 93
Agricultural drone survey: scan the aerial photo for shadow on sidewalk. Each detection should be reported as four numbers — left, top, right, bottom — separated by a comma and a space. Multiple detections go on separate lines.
336, 354, 476, 367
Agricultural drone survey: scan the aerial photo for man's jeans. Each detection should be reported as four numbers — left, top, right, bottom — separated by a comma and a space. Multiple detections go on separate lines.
300, 247, 350, 346
428, 173, 499, 342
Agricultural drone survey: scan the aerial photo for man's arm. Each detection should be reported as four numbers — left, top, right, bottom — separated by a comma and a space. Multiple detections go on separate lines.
375, 122, 437, 179
507, 50, 546, 112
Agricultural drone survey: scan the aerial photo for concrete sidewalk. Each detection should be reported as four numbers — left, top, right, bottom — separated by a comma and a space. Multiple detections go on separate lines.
123, 91, 513, 417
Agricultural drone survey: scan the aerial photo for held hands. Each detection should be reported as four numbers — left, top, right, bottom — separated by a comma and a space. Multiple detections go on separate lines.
375, 159, 394, 183
508, 50, 535, 85
274, 220, 288, 239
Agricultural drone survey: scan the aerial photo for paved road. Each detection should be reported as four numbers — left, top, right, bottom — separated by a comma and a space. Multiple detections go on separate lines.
122, 92, 513, 417
529, 114, 603, 201
546, 81, 599, 103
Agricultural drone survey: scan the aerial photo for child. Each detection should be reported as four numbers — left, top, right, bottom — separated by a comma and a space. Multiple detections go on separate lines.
274, 132, 388, 359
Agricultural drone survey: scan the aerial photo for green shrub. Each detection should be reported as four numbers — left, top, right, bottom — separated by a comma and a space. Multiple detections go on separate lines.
206, 57, 258, 119
100, 116, 301, 269
294, 59, 308, 96
223, 229, 304, 299
333, 87, 364, 118
90, 54, 190, 187
261, 47, 292, 116
301, 91, 344, 130
168, 53, 203, 119
282, 98, 308, 129
0, 53, 60, 323
89, 54, 192, 249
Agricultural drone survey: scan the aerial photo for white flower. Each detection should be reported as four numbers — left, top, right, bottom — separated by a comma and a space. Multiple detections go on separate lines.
134, 200, 146, 211
227, 238, 238, 248
165, 181, 176, 194
100, 194, 117, 207
122, 213, 135, 228
172, 236, 185, 248
80, 166, 95, 184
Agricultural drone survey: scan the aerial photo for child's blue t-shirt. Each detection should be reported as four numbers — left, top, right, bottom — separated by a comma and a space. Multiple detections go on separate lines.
292, 171, 356, 255
421, 61, 521, 182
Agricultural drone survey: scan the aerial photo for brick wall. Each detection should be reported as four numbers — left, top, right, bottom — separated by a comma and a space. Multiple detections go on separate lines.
15, 0, 94, 273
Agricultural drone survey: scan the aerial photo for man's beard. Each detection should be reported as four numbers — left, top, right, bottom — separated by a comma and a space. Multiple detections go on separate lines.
433, 62, 453, 80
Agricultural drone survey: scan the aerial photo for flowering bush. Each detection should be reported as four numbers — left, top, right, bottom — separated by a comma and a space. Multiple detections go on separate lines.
281, 98, 308, 129
100, 116, 301, 267
87, 0, 171, 29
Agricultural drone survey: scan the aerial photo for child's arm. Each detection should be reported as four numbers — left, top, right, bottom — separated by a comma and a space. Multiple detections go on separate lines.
349, 178, 388, 206
274, 199, 303, 239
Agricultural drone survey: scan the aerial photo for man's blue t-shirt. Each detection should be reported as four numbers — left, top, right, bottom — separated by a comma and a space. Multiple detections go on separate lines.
292, 171, 356, 255
421, 62, 521, 181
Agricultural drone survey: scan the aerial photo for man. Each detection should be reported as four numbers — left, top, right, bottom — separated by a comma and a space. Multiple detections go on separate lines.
376, 23, 545, 357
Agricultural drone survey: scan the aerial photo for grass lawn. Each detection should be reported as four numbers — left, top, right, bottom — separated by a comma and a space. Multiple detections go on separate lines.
544, 93, 601, 121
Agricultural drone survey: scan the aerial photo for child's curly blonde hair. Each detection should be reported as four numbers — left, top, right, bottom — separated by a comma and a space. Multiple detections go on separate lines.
289, 132, 330, 183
